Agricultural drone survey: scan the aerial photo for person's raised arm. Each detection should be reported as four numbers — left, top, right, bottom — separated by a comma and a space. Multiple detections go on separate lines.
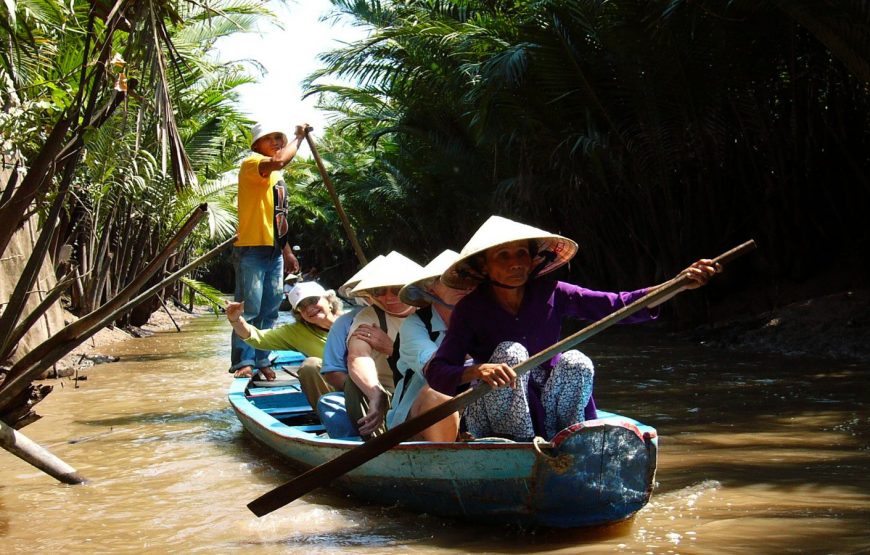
258, 124, 307, 176
226, 301, 252, 339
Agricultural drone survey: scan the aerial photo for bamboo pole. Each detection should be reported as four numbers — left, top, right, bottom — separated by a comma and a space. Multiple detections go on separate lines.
0, 419, 86, 485
158, 294, 181, 332
303, 128, 368, 265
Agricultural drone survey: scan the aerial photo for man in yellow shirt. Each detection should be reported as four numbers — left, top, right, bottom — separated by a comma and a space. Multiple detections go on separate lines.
229, 121, 305, 380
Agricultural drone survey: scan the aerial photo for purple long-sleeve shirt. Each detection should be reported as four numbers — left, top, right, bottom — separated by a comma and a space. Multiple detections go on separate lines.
427, 279, 656, 432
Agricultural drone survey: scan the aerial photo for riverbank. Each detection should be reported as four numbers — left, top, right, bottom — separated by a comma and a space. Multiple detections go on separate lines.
50, 286, 870, 381
48, 304, 207, 379
686, 287, 870, 363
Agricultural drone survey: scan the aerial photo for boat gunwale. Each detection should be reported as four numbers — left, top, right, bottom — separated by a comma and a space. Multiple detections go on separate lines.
229, 376, 657, 453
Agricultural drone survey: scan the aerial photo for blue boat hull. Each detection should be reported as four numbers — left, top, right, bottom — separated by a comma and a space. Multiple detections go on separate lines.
230, 352, 657, 527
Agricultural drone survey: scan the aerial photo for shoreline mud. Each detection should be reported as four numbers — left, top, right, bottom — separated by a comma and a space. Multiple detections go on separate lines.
685, 288, 870, 363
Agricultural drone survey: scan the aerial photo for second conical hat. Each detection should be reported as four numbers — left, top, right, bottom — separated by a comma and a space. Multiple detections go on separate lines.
349, 251, 423, 297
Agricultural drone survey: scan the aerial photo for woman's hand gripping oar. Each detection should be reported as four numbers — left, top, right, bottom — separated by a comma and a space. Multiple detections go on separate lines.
247, 240, 757, 517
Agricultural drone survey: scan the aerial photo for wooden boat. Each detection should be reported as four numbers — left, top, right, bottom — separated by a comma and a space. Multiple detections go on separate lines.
229, 350, 658, 528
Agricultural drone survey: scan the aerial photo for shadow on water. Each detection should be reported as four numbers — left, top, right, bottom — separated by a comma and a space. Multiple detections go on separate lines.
231, 516, 637, 553
77, 408, 237, 429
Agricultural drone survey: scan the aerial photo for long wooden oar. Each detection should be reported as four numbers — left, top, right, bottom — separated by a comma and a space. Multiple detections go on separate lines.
247, 239, 757, 517
303, 126, 368, 266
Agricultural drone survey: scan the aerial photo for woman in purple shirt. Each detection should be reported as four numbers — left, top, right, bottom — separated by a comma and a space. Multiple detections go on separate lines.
427, 216, 719, 441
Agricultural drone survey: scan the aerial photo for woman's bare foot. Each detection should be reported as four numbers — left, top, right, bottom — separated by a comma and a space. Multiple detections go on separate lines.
259, 367, 276, 381
233, 366, 254, 378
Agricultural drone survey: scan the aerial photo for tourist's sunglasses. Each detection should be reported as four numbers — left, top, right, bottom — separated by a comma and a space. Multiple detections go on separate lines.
297, 296, 319, 310
369, 286, 402, 297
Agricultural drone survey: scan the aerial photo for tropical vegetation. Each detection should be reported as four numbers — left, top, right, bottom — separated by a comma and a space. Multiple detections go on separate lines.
289, 0, 869, 326
1, 0, 868, 428
0, 0, 281, 425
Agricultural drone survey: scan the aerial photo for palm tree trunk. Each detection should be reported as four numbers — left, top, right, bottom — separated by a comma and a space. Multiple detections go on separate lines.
0, 204, 210, 413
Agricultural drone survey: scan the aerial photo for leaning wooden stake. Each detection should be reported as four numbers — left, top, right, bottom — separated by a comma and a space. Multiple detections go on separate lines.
0, 232, 235, 414
0, 205, 210, 412
0, 419, 86, 485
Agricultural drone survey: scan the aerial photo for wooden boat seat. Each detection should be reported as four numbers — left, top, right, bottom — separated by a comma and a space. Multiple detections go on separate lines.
260, 405, 312, 417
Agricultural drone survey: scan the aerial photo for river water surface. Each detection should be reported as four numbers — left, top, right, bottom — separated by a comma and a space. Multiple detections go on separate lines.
1, 315, 868, 553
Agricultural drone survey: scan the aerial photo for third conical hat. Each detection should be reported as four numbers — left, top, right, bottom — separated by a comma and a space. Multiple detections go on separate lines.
398, 249, 461, 307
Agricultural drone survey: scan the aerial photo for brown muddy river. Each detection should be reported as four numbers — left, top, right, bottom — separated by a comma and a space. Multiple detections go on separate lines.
1, 315, 868, 553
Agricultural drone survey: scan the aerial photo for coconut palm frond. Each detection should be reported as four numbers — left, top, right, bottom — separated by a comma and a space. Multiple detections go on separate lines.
179, 276, 226, 313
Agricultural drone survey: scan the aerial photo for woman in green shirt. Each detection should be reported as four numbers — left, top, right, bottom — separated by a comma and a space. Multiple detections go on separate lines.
226, 281, 343, 407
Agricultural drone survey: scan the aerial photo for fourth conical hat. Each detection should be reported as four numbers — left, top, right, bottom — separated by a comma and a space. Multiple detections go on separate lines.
441, 215, 578, 289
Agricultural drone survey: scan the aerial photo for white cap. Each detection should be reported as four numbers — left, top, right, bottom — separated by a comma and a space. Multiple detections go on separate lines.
287, 281, 326, 310
250, 121, 288, 150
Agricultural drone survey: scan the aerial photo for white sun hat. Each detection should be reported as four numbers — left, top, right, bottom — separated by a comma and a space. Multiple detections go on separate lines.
398, 249, 461, 307
287, 281, 326, 310
250, 120, 288, 150
338, 255, 385, 298
441, 215, 579, 289
349, 251, 424, 298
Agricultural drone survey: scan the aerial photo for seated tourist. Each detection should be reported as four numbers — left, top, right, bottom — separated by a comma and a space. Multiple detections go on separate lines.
226, 281, 343, 408
315, 257, 390, 438
387, 250, 470, 441
344, 251, 423, 438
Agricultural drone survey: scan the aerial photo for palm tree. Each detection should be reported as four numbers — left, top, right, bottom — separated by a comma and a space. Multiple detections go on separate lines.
305, 0, 869, 317
0, 0, 287, 426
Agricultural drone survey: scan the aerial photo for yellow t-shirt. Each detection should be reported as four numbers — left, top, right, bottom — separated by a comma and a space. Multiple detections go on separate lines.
236, 154, 278, 247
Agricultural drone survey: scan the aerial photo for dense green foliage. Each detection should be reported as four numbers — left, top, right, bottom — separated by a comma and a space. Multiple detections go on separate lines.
0, 1, 284, 420
290, 0, 869, 319
1, 0, 274, 321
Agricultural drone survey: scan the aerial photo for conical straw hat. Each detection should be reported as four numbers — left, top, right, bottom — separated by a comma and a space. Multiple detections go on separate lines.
349, 251, 424, 297
399, 249, 461, 307
441, 215, 578, 289
338, 255, 385, 297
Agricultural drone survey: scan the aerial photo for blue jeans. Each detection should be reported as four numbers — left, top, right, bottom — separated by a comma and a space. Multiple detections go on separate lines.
230, 246, 284, 371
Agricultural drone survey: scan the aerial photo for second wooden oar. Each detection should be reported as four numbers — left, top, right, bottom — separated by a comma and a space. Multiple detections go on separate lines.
247, 239, 757, 517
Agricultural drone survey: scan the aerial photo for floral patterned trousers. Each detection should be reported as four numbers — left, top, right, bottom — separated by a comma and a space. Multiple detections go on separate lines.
464, 341, 595, 441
